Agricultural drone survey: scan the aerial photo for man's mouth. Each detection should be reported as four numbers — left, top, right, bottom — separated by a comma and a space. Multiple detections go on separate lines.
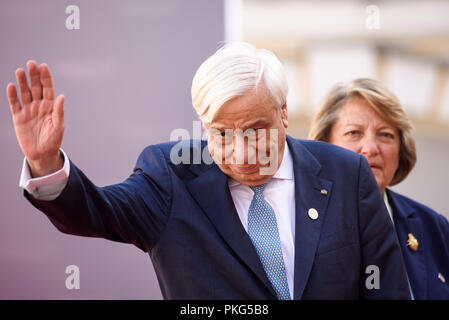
233, 164, 260, 174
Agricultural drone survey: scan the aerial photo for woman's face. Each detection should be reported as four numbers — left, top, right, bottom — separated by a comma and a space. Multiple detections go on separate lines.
329, 98, 400, 193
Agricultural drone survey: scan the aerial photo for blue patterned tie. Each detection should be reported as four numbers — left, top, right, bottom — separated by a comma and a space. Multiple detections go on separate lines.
248, 182, 291, 300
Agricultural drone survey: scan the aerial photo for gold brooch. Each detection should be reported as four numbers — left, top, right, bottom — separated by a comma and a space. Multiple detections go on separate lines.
406, 233, 419, 252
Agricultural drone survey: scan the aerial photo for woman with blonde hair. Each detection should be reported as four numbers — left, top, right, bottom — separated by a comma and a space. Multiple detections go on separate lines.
309, 78, 449, 299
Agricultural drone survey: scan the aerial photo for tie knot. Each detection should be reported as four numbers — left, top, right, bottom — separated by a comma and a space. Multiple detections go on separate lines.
250, 182, 269, 195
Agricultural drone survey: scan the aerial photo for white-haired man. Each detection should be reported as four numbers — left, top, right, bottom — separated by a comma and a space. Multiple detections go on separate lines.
8, 42, 410, 299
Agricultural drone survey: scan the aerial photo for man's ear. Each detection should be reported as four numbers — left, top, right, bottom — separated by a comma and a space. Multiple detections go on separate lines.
280, 103, 288, 128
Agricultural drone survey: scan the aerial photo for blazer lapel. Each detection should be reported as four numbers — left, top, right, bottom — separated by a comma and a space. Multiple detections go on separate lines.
186, 137, 333, 299
286, 136, 333, 299
185, 155, 276, 297
387, 189, 427, 299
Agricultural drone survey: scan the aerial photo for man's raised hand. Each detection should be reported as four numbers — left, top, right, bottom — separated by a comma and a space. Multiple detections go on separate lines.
7, 61, 65, 178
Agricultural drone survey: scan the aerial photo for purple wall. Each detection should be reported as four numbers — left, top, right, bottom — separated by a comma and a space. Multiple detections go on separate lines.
0, 0, 224, 299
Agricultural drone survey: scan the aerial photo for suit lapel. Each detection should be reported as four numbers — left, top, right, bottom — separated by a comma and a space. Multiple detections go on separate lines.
387, 189, 427, 299
186, 137, 333, 299
286, 137, 333, 299
185, 155, 276, 297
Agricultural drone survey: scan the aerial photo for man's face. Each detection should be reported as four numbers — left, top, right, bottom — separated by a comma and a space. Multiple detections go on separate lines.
204, 85, 288, 186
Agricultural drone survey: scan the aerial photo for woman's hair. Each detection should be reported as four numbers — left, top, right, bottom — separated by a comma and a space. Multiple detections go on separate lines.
308, 78, 416, 186
191, 42, 288, 124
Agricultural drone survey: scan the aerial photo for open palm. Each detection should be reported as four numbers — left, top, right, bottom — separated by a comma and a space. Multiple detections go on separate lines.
7, 61, 65, 176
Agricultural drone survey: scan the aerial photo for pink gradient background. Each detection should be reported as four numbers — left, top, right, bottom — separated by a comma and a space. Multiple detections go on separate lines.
0, 0, 224, 299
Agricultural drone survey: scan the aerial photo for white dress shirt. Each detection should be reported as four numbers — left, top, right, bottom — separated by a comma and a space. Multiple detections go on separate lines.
228, 143, 296, 298
19, 143, 297, 298
19, 149, 70, 201
383, 192, 394, 226
383, 191, 414, 300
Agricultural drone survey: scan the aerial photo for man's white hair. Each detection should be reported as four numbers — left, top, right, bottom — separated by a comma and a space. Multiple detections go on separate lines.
191, 42, 288, 124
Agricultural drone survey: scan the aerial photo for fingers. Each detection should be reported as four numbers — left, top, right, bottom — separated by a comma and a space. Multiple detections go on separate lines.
53, 94, 65, 129
15, 68, 32, 105
6, 83, 21, 115
13, 61, 56, 107
27, 60, 42, 100
40, 63, 55, 100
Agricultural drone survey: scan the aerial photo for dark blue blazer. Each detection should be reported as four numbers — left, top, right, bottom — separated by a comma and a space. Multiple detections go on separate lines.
25, 136, 411, 299
387, 189, 449, 299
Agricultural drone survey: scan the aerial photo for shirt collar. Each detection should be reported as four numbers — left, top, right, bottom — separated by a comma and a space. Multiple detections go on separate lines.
228, 141, 294, 187
273, 141, 294, 180
383, 191, 395, 225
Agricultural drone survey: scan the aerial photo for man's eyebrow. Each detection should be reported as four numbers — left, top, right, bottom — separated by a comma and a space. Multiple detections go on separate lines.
208, 125, 228, 131
242, 119, 270, 129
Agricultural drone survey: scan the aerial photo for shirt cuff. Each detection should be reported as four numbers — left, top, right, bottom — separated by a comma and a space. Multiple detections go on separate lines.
19, 149, 70, 201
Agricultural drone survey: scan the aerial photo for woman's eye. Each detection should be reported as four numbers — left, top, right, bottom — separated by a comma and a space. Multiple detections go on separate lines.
346, 130, 361, 136
379, 132, 394, 139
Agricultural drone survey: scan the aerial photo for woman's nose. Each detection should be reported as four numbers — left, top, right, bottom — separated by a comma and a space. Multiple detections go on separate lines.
360, 134, 380, 157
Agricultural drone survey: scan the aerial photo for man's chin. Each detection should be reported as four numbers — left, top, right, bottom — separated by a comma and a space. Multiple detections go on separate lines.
229, 167, 272, 186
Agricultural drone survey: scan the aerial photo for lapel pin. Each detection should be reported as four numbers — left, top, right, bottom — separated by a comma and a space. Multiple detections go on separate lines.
320, 189, 328, 196
308, 208, 319, 220
438, 273, 446, 284
406, 233, 419, 252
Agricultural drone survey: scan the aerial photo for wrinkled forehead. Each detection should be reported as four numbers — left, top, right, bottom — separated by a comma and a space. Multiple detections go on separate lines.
337, 98, 396, 129
208, 118, 273, 133
205, 87, 279, 130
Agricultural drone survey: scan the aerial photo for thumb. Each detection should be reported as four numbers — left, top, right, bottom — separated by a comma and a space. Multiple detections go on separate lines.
53, 94, 65, 130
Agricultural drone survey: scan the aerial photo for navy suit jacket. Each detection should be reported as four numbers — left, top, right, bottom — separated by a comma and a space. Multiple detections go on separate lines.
25, 136, 411, 299
387, 189, 449, 299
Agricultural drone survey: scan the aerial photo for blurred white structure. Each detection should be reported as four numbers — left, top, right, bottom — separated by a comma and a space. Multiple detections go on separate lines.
226, 0, 449, 217
226, 0, 449, 133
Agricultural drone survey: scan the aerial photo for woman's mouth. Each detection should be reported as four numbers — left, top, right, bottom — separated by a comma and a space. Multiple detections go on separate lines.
369, 163, 382, 171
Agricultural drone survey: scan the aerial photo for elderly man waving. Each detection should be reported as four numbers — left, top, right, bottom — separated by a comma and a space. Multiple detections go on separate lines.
7, 42, 410, 299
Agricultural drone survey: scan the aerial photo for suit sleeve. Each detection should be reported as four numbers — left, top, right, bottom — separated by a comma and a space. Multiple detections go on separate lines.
24, 146, 172, 252
357, 156, 411, 299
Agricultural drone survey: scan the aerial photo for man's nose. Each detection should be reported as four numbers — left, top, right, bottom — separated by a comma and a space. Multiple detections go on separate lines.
232, 135, 258, 164
233, 135, 249, 164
